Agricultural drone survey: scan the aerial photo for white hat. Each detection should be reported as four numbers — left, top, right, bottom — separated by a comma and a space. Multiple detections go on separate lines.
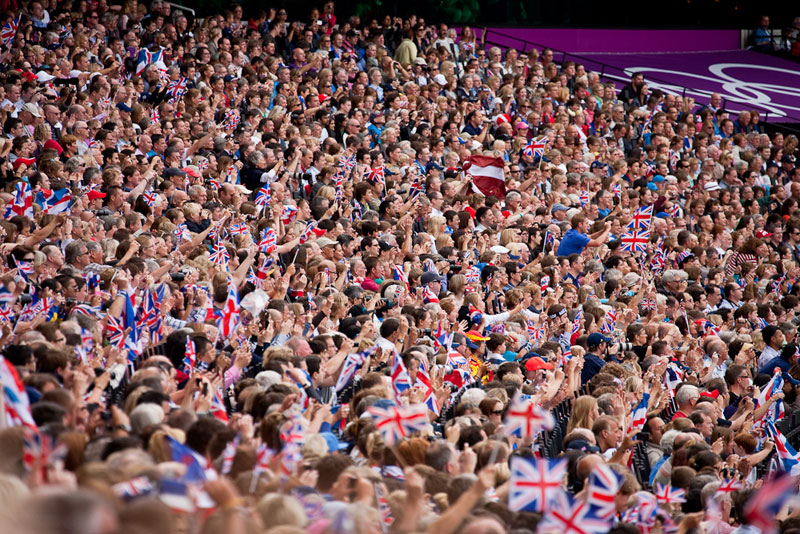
36, 72, 55, 83
704, 181, 721, 191
433, 74, 447, 86
490, 245, 510, 254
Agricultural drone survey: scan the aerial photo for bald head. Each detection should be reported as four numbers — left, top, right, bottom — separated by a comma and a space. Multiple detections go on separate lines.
576, 453, 605, 483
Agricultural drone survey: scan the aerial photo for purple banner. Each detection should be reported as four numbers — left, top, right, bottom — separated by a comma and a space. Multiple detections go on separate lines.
576, 51, 800, 123
477, 28, 740, 54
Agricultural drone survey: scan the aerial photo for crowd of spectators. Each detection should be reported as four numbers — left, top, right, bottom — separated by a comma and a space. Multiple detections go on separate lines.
1, 2, 800, 534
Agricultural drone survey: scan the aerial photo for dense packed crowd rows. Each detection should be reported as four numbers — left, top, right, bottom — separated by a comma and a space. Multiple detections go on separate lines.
1, 2, 800, 534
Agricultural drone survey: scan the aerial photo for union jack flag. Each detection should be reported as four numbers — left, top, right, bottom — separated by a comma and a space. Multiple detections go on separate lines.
142, 190, 158, 207
16, 259, 34, 281
210, 386, 228, 422
166, 76, 188, 103
620, 229, 650, 254
7, 181, 33, 218
766, 421, 800, 476
571, 308, 583, 337
1, 17, 19, 48
544, 231, 555, 248
255, 185, 271, 212
252, 443, 275, 481
106, 314, 125, 350
223, 165, 239, 184
523, 136, 548, 159
135, 48, 163, 76
628, 205, 653, 229
540, 490, 612, 534
612, 183, 622, 199
0, 304, 14, 323
579, 190, 590, 207
281, 205, 298, 224
207, 178, 221, 191
229, 223, 249, 237
540, 274, 550, 296
366, 166, 385, 185
216, 277, 240, 339
509, 457, 566, 512
391, 350, 411, 401
744, 473, 796, 534
334, 349, 368, 391
715, 479, 743, 495
366, 403, 429, 446
338, 154, 356, 171
422, 286, 439, 304
505, 393, 555, 438
756, 367, 785, 424
182, 337, 196, 376
528, 320, 546, 341
600, 308, 617, 334
446, 349, 467, 366
174, 223, 190, 243
464, 266, 481, 284
393, 264, 409, 291
112, 476, 154, 500
209, 241, 230, 268
640, 298, 657, 311
415, 357, 439, 415
258, 228, 277, 253
654, 483, 686, 504
628, 393, 650, 434
586, 463, 625, 519
150, 108, 160, 123
375, 482, 394, 530
2, 356, 36, 428
299, 221, 317, 244
621, 491, 658, 527
222, 109, 240, 130
220, 435, 240, 476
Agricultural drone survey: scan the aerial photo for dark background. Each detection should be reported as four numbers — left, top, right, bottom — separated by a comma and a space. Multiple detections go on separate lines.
191, 0, 796, 29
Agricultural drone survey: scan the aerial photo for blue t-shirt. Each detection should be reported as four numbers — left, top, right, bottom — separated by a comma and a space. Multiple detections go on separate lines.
557, 229, 590, 257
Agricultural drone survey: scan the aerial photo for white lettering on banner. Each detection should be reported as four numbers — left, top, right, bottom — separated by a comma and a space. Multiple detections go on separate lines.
602, 63, 800, 119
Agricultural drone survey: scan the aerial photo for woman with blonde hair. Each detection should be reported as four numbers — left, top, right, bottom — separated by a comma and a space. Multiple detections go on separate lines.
425, 215, 447, 254
566, 395, 600, 434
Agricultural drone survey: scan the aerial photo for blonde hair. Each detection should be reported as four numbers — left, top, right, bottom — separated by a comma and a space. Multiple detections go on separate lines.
566, 395, 598, 434
257, 494, 308, 530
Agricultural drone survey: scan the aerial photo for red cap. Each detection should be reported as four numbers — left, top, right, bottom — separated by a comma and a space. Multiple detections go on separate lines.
88, 190, 107, 201
525, 357, 554, 372
755, 230, 772, 239
12, 157, 35, 170
43, 139, 63, 155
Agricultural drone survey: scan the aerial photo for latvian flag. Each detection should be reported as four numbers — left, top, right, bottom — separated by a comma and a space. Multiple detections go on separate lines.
462, 155, 506, 199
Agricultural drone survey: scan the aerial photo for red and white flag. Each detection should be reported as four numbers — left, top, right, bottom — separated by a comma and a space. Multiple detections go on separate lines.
462, 155, 506, 199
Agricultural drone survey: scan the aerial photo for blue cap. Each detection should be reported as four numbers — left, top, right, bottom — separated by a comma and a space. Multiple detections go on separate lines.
587, 333, 612, 347
116, 102, 133, 113
655, 212, 669, 218
646, 183, 658, 191
453, 338, 479, 350
651, 174, 665, 183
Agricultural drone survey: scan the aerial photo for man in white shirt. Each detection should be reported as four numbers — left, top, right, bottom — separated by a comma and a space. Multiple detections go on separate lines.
757, 325, 783, 369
